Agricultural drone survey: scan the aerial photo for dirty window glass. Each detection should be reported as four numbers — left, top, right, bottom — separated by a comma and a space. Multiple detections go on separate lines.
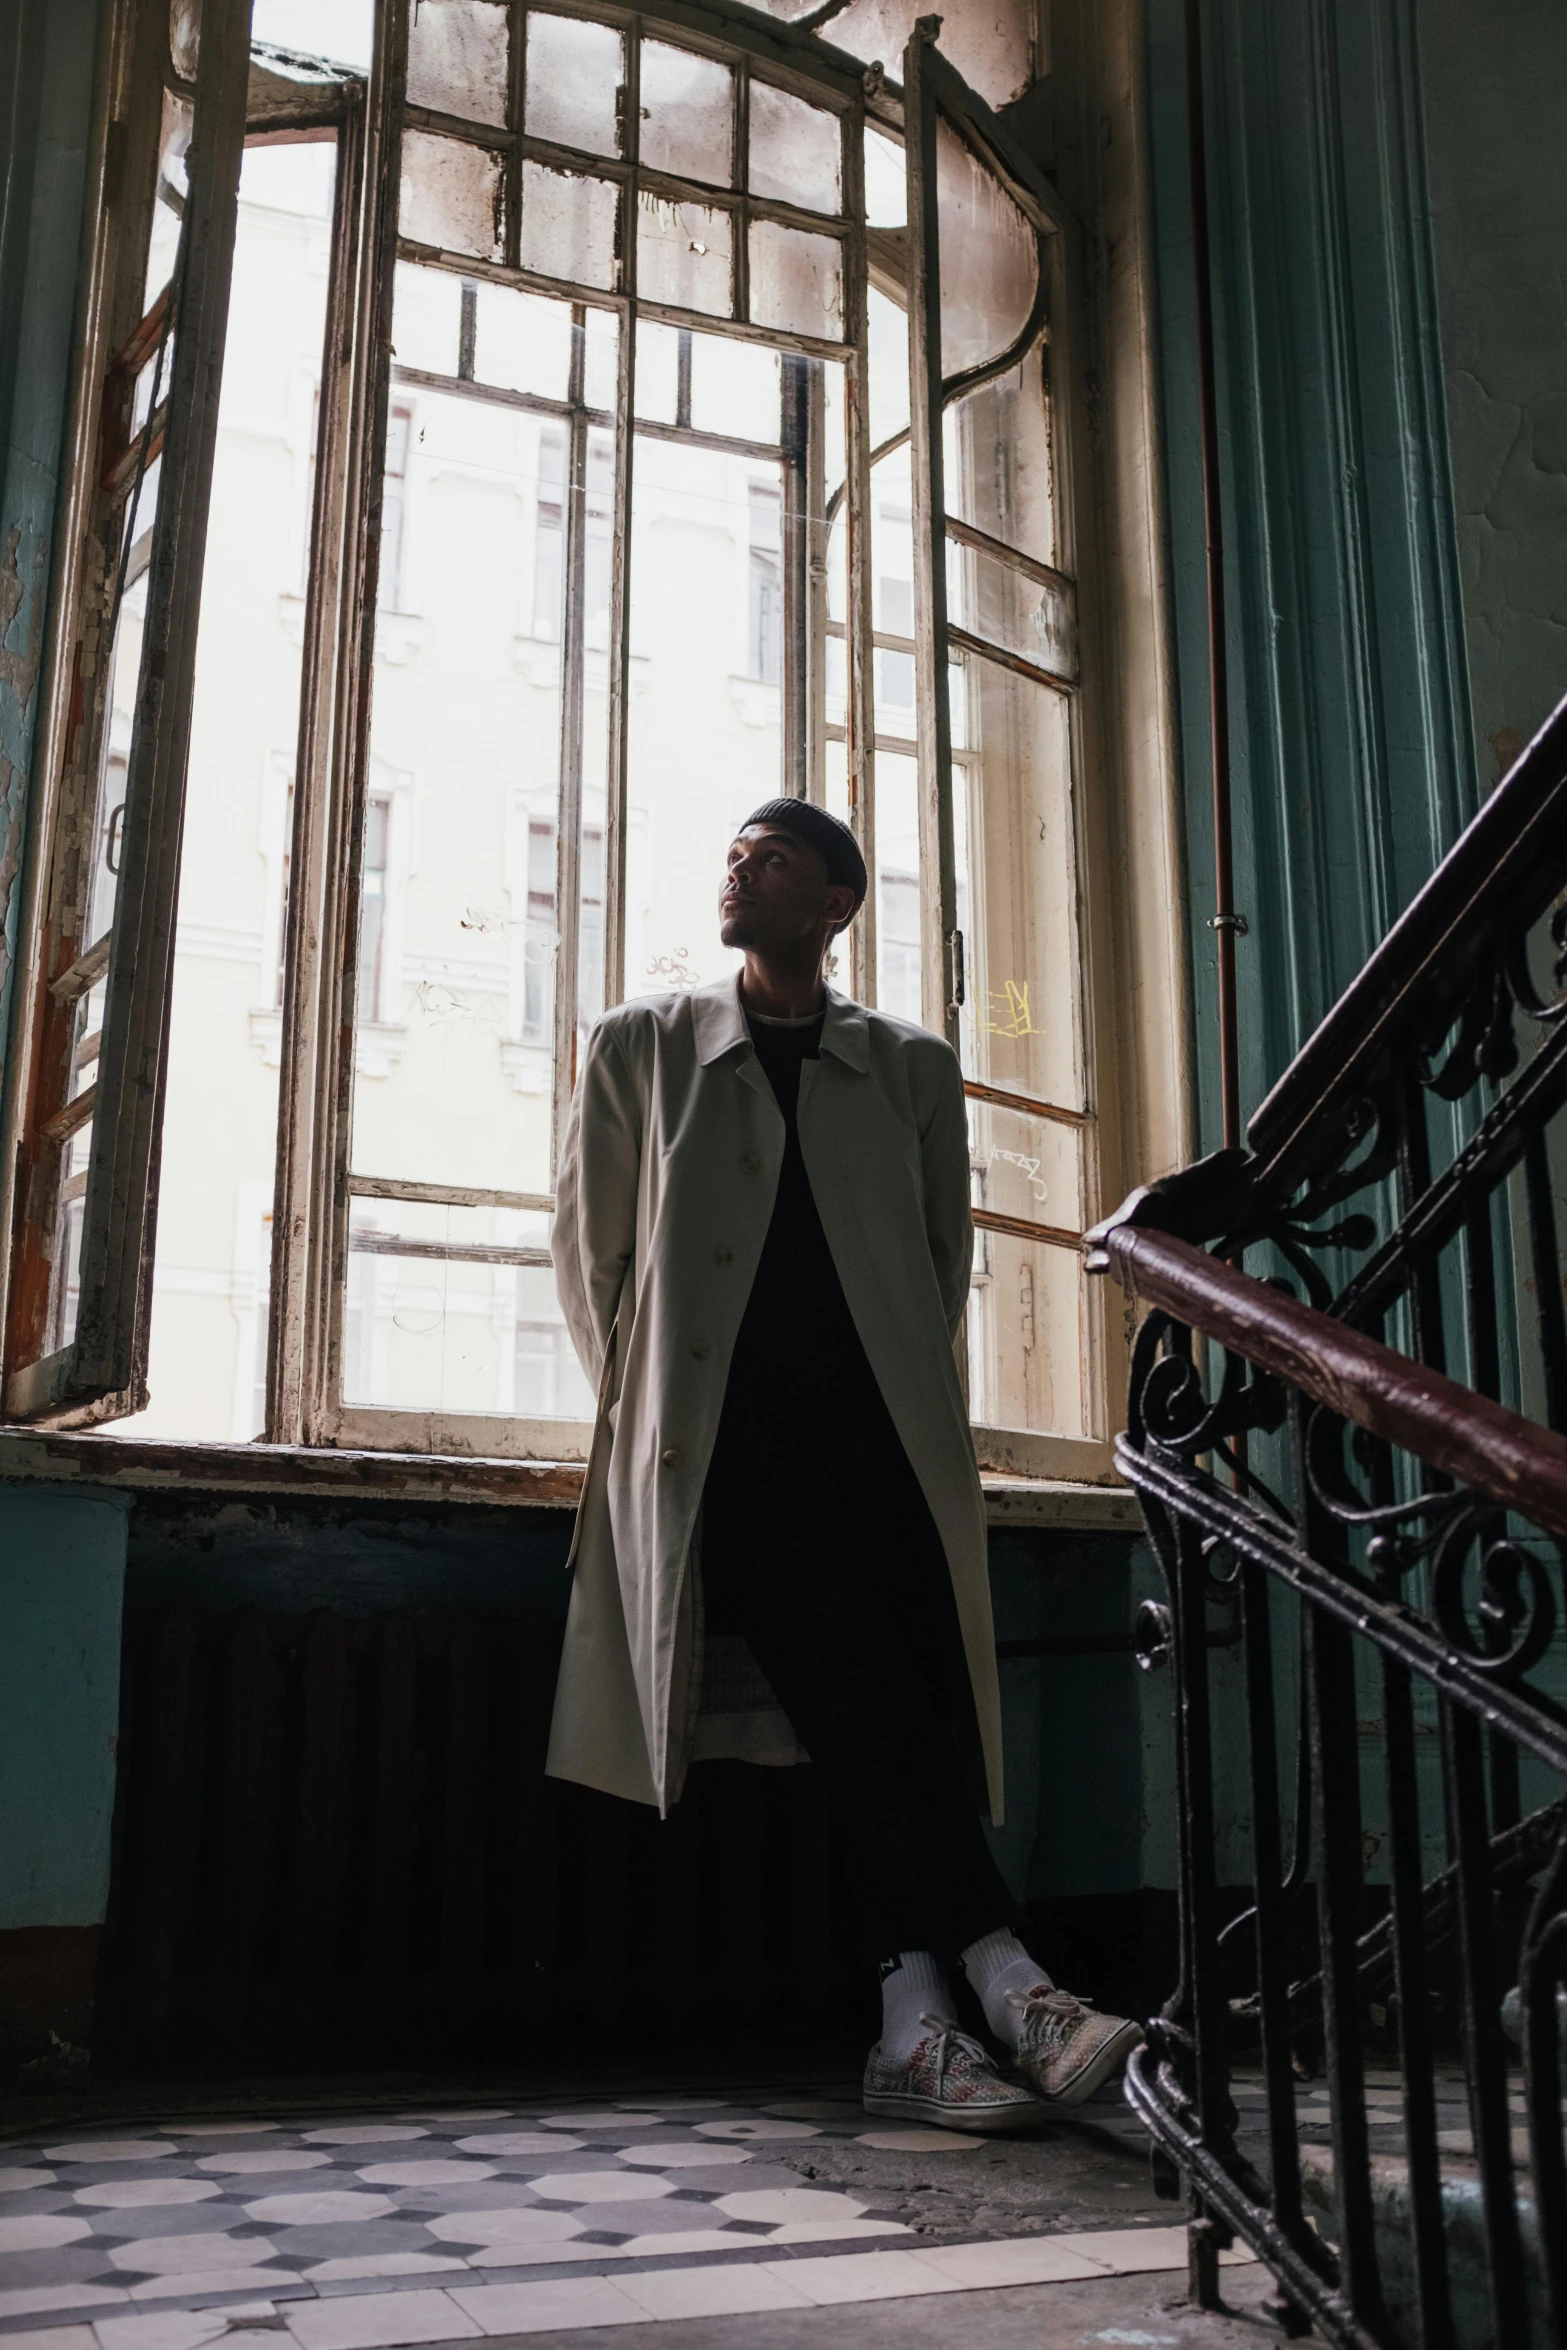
748, 82, 840, 212
523, 11, 624, 157
407, 0, 511, 127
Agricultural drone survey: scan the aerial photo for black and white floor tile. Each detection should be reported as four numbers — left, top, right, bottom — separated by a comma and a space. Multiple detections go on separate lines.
0, 2089, 1257, 2344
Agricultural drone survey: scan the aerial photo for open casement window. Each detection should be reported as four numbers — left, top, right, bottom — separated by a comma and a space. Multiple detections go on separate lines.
900, 29, 1101, 1478
2, 0, 265, 1423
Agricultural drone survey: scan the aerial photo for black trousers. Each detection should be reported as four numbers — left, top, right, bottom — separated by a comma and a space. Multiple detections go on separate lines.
700, 1453, 1021, 1964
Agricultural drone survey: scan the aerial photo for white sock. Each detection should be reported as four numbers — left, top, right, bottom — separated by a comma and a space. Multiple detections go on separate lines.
878, 1951, 957, 2063
961, 1928, 1053, 2054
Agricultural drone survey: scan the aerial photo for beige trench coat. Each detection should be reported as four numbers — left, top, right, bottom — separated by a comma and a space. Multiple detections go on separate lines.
546, 974, 1004, 1823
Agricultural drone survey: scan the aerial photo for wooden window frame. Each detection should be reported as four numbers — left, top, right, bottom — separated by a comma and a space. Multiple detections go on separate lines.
1, 0, 1118, 1487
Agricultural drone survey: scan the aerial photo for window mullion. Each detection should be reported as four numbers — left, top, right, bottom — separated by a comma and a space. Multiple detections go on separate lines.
601, 25, 640, 1018
804, 357, 828, 811
549, 310, 592, 1180
269, 97, 371, 1448
780, 354, 810, 798
902, 26, 959, 1053
314, 0, 409, 1445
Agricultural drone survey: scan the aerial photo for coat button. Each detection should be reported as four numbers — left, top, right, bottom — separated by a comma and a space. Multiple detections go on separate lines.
739, 1151, 760, 1173
690, 1340, 710, 1361
714, 1245, 733, 1266
661, 1446, 681, 1468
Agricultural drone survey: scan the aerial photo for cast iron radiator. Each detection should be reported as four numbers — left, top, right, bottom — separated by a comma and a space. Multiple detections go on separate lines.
98, 1604, 859, 2069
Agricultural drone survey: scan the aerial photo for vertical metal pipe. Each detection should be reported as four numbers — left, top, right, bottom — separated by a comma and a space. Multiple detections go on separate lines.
904, 27, 960, 1052
1183, 0, 1241, 1151
780, 353, 810, 798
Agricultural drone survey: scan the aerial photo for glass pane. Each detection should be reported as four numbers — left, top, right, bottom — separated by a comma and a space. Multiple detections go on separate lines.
947, 531, 1076, 682
864, 126, 906, 227
748, 219, 844, 341
474, 280, 572, 399
407, 0, 510, 128
955, 652, 1081, 1109
937, 116, 1037, 377
343, 1198, 594, 1425
946, 351, 1058, 569
634, 318, 680, 421
867, 282, 907, 448
623, 357, 847, 1002
874, 750, 921, 1018
828, 0, 1032, 116
109, 141, 339, 1440
639, 40, 733, 184
638, 195, 732, 317
390, 259, 463, 373
748, 82, 841, 212
524, 11, 624, 157
967, 1228, 1087, 1437
521, 159, 618, 289
399, 128, 504, 261
146, 89, 191, 307
967, 1099, 1080, 1231
252, 0, 374, 67
169, 0, 199, 80
83, 571, 149, 952
354, 298, 620, 1200
870, 440, 914, 741
690, 332, 779, 442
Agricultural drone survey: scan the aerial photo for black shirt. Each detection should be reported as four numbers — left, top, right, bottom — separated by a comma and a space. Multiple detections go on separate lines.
701, 1006, 940, 1607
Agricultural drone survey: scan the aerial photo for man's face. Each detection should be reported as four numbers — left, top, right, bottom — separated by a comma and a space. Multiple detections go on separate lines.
719, 825, 855, 953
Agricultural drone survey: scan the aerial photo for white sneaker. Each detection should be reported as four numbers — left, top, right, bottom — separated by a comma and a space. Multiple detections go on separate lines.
1010, 1986, 1144, 2107
863, 2013, 1050, 2135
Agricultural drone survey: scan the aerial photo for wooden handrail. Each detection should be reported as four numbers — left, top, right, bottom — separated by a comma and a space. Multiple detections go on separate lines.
1101, 1222, 1567, 1540
1248, 690, 1567, 1192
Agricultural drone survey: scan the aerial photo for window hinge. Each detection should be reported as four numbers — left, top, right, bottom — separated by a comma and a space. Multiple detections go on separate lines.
946, 925, 965, 1012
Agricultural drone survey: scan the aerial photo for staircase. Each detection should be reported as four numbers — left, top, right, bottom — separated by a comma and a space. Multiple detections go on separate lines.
1090, 696, 1567, 2349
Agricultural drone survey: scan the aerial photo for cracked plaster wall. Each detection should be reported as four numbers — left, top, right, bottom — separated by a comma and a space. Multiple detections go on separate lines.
1418, 0, 1567, 788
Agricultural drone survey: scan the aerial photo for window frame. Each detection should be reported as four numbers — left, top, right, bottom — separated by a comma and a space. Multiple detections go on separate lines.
1, 0, 1122, 1487
0, 0, 276, 1427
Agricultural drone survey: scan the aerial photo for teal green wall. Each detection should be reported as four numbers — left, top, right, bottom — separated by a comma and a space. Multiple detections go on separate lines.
1417, 0, 1567, 788
0, 1, 125, 1943
0, 1488, 128, 1927
0, 0, 101, 1063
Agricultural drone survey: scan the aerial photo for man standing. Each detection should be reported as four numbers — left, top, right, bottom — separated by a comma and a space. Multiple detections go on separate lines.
549, 800, 1141, 2129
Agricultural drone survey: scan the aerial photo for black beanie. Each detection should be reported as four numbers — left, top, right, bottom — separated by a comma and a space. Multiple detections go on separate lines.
741, 799, 868, 910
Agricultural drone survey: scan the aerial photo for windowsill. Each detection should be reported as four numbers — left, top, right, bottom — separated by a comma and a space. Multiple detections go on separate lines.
0, 1425, 1141, 1528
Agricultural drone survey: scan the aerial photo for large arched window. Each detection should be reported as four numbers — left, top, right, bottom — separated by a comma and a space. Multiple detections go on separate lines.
1, 0, 1118, 1487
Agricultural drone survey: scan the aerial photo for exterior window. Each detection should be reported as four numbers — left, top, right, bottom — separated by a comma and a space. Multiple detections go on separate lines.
358, 794, 392, 1025
2, 6, 1108, 1483
747, 482, 782, 683
532, 429, 565, 640
378, 402, 413, 611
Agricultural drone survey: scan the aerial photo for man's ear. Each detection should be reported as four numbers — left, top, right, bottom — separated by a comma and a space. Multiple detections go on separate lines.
825, 884, 858, 935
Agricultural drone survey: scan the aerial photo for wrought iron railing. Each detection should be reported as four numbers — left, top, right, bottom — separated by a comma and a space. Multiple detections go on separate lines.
1089, 696, 1567, 2348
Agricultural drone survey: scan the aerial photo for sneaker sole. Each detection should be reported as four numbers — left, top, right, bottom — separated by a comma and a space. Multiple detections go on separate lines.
1026, 2020, 1146, 2110
862, 2089, 1050, 2137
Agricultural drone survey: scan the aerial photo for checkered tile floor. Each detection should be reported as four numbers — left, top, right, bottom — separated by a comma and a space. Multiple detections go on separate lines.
0, 2090, 1256, 2345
